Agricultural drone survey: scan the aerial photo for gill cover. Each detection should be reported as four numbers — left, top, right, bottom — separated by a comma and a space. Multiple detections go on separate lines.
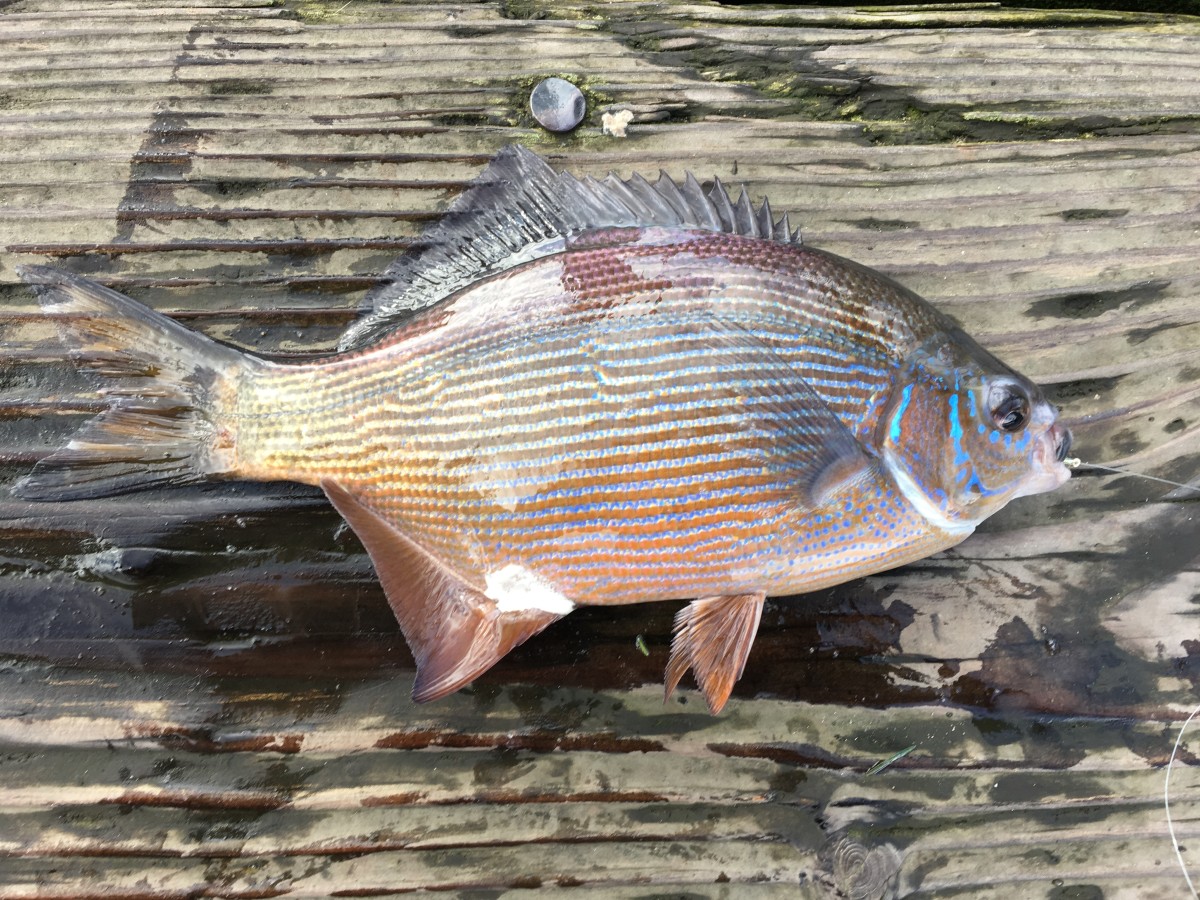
879, 329, 1070, 529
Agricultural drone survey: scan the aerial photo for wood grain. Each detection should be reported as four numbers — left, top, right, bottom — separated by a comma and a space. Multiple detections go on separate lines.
1, 0, 1198, 896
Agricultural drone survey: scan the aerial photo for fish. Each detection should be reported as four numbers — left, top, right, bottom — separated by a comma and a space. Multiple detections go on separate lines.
14, 145, 1072, 713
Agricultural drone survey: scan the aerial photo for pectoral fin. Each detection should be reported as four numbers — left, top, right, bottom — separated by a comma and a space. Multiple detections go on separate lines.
664, 592, 766, 714
687, 321, 875, 510
322, 479, 562, 702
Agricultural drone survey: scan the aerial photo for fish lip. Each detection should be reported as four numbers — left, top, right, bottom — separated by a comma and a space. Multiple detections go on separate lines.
1052, 423, 1072, 463
1040, 425, 1073, 487
1016, 424, 1071, 498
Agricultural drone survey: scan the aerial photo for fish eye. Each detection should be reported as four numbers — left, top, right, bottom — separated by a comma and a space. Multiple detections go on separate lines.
989, 385, 1030, 433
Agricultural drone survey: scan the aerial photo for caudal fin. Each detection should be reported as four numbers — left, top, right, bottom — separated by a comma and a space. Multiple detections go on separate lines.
13, 266, 258, 501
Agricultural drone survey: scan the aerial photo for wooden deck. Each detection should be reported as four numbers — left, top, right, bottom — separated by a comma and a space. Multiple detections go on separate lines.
1, 0, 1199, 896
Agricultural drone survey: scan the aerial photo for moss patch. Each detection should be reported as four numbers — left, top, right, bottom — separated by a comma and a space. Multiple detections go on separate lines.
289, 1, 358, 24
517, 0, 1200, 144
206, 78, 273, 97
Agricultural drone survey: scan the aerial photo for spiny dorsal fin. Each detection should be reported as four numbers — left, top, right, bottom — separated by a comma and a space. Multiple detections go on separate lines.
339, 145, 802, 350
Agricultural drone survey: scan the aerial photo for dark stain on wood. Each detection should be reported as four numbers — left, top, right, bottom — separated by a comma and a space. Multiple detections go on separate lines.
1026, 279, 1172, 320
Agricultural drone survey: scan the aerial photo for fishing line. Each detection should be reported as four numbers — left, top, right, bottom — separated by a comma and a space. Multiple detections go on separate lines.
1063, 458, 1200, 495
1067, 462, 1196, 889
1166, 703, 1200, 899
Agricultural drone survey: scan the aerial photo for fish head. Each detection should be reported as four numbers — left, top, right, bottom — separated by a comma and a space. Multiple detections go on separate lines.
878, 328, 1072, 528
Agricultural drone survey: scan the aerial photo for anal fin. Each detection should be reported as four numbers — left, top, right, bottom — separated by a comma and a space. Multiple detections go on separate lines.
664, 593, 766, 714
322, 479, 561, 702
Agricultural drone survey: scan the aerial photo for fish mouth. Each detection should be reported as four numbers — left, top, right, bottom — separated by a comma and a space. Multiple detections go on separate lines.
1016, 422, 1073, 498
1042, 423, 1073, 487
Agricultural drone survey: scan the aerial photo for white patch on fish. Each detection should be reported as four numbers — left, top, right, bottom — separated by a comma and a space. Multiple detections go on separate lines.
484, 563, 576, 615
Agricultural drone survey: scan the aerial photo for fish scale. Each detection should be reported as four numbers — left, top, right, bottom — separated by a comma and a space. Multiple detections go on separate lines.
14, 145, 1071, 712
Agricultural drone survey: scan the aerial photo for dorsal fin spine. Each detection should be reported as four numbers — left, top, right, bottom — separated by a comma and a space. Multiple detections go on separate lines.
683, 173, 722, 231
758, 197, 774, 238
708, 178, 737, 233
653, 171, 691, 223
775, 211, 792, 242
734, 189, 757, 238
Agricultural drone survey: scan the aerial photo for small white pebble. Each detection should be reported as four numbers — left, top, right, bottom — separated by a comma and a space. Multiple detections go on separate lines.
601, 109, 634, 138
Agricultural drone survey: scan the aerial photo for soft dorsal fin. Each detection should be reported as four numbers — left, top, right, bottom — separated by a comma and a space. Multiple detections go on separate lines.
339, 145, 802, 350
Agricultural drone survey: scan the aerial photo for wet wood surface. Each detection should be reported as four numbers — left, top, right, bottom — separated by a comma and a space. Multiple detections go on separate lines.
1, 0, 1199, 896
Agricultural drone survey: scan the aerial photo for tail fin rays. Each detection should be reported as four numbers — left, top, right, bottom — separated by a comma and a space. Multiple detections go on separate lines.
13, 266, 254, 501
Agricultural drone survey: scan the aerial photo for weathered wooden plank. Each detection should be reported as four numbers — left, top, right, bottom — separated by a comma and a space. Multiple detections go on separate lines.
1, 0, 1199, 896
0, 665, 1198, 894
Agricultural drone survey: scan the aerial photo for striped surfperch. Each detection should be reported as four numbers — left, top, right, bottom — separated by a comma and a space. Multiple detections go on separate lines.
15, 146, 1072, 713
